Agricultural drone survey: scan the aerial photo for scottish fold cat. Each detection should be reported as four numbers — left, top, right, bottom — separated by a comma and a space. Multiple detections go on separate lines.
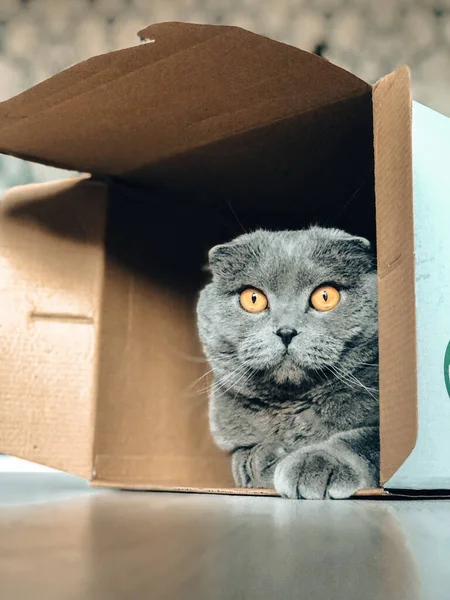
197, 227, 379, 499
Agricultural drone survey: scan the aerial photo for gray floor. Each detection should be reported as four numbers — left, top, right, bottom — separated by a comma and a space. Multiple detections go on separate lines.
1, 473, 450, 600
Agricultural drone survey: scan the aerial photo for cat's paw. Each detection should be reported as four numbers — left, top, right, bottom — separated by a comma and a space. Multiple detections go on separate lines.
232, 443, 288, 488
274, 447, 373, 500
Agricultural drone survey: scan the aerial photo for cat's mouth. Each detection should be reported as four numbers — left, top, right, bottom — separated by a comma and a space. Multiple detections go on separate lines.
281, 348, 296, 361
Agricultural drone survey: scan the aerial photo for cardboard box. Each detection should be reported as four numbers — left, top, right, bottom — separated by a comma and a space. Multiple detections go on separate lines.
0, 22, 448, 494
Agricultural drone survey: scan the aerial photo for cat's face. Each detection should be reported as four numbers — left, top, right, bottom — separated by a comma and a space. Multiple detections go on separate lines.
197, 228, 378, 386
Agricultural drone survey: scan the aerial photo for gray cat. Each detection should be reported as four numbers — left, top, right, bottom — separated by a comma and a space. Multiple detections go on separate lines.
197, 227, 379, 499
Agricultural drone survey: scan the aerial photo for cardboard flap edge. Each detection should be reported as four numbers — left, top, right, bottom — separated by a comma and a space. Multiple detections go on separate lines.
372, 65, 418, 485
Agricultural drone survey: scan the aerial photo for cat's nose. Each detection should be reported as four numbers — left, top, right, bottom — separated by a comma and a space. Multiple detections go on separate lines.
276, 327, 298, 348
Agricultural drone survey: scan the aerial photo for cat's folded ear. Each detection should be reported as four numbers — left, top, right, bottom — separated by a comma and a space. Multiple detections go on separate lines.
310, 227, 376, 271
340, 235, 372, 252
352, 235, 370, 247
322, 228, 373, 252
339, 235, 373, 254
333, 234, 376, 272
206, 239, 254, 279
309, 226, 372, 251
201, 244, 227, 273
207, 242, 236, 275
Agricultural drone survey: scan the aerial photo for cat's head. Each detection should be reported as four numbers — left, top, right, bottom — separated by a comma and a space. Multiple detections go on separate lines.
197, 228, 378, 386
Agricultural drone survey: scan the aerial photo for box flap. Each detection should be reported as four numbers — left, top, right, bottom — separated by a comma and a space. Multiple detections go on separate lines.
0, 177, 107, 477
0, 22, 370, 191
372, 66, 418, 484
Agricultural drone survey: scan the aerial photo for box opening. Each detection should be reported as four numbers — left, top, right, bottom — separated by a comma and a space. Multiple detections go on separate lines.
91, 91, 376, 488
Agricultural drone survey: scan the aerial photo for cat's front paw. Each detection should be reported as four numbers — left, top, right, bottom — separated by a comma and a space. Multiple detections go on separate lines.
232, 443, 288, 488
274, 447, 375, 500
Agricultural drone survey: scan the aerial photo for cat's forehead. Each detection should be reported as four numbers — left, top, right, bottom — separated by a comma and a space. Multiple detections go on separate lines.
248, 230, 339, 266
236, 229, 368, 288
252, 234, 328, 285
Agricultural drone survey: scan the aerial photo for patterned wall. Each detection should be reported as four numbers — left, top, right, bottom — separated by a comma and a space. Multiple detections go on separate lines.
0, 0, 448, 190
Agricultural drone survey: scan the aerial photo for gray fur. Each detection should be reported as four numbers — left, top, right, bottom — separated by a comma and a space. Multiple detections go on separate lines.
197, 227, 379, 499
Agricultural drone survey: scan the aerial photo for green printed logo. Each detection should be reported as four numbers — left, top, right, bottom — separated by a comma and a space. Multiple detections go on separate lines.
445, 341, 450, 400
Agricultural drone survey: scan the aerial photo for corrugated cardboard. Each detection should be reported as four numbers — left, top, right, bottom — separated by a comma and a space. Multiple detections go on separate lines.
0, 23, 422, 493
372, 68, 417, 485
0, 177, 106, 477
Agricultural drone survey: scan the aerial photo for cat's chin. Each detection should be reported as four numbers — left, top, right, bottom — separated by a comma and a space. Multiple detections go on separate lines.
271, 355, 306, 385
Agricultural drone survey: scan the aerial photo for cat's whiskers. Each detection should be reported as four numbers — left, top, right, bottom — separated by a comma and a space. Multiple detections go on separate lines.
183, 363, 248, 399
215, 365, 253, 398
205, 364, 251, 396
339, 368, 379, 398
226, 199, 249, 234
325, 364, 378, 400
351, 361, 379, 368
181, 363, 253, 411
187, 368, 215, 392
324, 365, 358, 395
230, 368, 254, 401
310, 365, 330, 384
336, 364, 379, 393
327, 365, 364, 392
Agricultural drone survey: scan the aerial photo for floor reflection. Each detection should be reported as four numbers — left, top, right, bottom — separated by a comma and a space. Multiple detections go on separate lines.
1, 474, 450, 599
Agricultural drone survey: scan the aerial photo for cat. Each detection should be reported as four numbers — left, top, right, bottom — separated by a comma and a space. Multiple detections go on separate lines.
196, 227, 379, 499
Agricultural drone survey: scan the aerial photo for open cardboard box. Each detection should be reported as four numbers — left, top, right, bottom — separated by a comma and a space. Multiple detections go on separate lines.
0, 22, 449, 496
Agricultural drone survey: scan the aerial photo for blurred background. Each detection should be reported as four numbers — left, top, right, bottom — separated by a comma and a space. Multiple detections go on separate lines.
0, 0, 448, 192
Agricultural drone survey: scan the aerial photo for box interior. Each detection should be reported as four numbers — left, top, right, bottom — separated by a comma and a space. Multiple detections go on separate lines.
91, 91, 376, 488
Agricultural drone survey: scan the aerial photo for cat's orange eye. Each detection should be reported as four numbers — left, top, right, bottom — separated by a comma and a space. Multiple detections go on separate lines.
240, 288, 268, 313
310, 285, 340, 312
